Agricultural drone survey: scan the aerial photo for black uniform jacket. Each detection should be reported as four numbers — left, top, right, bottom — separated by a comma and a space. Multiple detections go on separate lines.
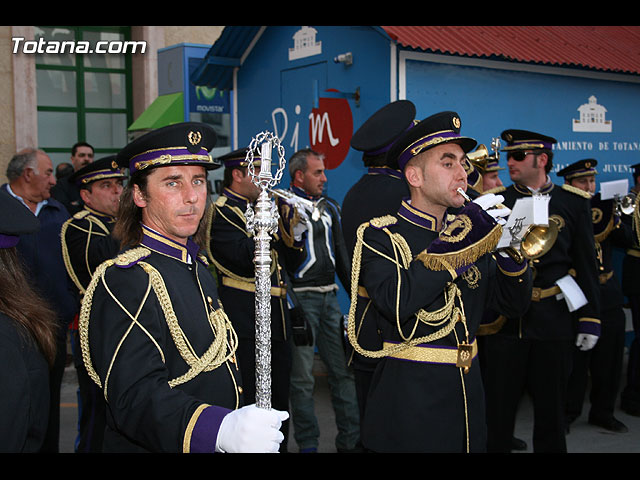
591, 193, 634, 312
61, 206, 120, 297
499, 182, 601, 340
349, 199, 532, 452
51, 174, 84, 216
79, 225, 242, 453
622, 190, 640, 298
0, 312, 50, 452
205, 187, 305, 341
341, 167, 409, 258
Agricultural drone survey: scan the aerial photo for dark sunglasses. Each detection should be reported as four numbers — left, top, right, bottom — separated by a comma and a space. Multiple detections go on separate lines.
507, 151, 538, 162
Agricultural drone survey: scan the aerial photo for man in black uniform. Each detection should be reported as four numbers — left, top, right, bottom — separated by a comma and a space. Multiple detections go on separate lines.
621, 162, 640, 417
341, 99, 414, 423
204, 147, 307, 452
61, 156, 126, 452
484, 130, 601, 453
559, 159, 632, 433
78, 122, 288, 453
342, 100, 414, 257
348, 111, 532, 452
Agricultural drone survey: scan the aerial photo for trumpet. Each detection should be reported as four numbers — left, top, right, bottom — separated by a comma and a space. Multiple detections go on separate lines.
520, 219, 560, 259
466, 144, 490, 172
456, 187, 558, 261
466, 138, 501, 173
615, 193, 636, 216
268, 188, 324, 221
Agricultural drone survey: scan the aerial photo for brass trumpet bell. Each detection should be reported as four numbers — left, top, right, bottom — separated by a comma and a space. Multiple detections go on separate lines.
466, 144, 490, 172
520, 218, 560, 259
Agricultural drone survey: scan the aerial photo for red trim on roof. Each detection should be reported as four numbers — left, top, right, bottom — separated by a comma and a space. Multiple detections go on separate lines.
381, 26, 640, 75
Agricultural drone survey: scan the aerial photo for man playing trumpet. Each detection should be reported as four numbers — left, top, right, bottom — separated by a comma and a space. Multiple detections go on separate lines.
347, 111, 532, 452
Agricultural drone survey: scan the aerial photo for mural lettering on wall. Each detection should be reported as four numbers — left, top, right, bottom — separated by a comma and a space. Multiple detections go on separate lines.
271, 90, 353, 170
309, 89, 353, 169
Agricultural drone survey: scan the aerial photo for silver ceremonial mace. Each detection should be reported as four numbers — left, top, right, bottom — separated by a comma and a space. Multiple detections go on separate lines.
244, 131, 286, 409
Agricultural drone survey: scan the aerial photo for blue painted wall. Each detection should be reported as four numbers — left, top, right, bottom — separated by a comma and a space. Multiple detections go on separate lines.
225, 26, 640, 318
405, 59, 640, 189
234, 26, 394, 203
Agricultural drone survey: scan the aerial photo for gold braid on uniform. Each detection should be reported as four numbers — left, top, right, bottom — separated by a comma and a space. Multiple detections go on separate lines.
203, 203, 216, 265
633, 199, 640, 247
346, 217, 468, 360
562, 183, 592, 199
276, 201, 304, 249
347, 217, 474, 452
414, 222, 502, 272
594, 210, 616, 244
79, 247, 238, 401
206, 201, 278, 282
482, 186, 506, 195
61, 211, 111, 295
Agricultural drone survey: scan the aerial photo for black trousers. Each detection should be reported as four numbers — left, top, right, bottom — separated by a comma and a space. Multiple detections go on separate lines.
484, 334, 573, 453
566, 306, 626, 421
72, 330, 107, 452
236, 338, 292, 452
622, 295, 640, 410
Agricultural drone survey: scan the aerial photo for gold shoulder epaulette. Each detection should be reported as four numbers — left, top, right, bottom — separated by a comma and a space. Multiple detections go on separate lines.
369, 215, 397, 229
73, 209, 90, 220
215, 195, 227, 207
198, 254, 210, 267
562, 184, 592, 199
113, 247, 152, 268
483, 185, 506, 195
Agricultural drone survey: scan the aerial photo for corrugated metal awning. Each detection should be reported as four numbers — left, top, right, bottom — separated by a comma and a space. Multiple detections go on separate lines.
381, 26, 640, 75
191, 26, 640, 90
189, 26, 263, 90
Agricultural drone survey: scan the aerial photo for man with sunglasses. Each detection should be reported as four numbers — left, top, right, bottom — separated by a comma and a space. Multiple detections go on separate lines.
483, 130, 601, 453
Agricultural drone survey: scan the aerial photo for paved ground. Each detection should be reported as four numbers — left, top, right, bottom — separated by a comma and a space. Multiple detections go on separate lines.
59, 351, 640, 454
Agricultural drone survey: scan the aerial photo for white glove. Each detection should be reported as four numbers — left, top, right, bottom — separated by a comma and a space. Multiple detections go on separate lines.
293, 208, 309, 241
215, 404, 289, 453
472, 193, 510, 225
575, 333, 599, 351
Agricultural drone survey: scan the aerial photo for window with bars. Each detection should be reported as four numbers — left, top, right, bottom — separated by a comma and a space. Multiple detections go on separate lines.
35, 26, 133, 168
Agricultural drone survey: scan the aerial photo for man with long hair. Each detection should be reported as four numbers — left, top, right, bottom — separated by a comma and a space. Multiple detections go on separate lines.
78, 122, 287, 453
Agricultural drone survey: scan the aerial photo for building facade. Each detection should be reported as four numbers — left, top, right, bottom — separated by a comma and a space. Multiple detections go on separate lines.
0, 26, 224, 183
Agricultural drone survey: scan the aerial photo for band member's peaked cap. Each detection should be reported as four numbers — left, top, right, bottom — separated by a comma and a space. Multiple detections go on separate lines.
117, 122, 221, 174
389, 111, 477, 171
